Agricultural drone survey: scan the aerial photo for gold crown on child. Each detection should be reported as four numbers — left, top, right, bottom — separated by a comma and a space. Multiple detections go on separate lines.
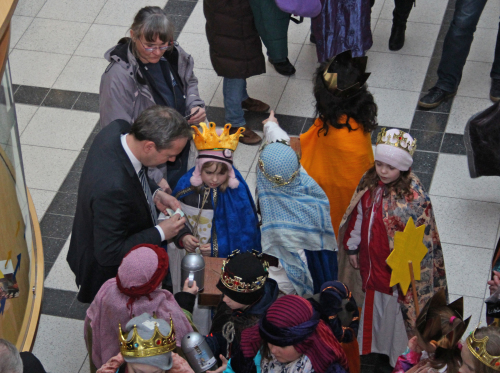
192, 122, 244, 152
220, 251, 269, 293
118, 316, 176, 358
467, 329, 500, 371
376, 128, 417, 156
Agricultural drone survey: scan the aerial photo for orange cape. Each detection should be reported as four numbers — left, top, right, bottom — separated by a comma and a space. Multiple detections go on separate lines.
300, 117, 374, 237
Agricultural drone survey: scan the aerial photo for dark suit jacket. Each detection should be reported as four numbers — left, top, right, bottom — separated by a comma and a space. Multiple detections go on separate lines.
67, 120, 161, 303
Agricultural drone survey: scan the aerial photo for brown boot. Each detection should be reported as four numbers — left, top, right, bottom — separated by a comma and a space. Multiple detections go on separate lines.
229, 126, 262, 146
241, 97, 270, 112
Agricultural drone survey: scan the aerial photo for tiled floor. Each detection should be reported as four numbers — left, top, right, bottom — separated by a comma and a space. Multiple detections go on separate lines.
8, 0, 500, 371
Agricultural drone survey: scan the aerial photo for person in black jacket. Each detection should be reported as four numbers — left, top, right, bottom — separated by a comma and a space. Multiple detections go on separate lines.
67, 106, 190, 303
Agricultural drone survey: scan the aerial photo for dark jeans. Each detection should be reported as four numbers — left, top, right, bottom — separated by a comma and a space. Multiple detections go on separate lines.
436, 0, 500, 92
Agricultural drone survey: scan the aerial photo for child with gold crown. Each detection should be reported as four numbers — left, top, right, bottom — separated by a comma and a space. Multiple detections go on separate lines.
337, 128, 448, 368
171, 122, 261, 260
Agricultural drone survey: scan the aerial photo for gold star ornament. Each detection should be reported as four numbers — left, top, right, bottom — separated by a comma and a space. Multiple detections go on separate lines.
386, 217, 428, 295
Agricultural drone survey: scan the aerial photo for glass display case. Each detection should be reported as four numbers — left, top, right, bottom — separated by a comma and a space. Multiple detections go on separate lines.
0, 0, 44, 351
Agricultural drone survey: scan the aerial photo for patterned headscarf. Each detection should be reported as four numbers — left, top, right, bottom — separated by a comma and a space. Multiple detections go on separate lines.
241, 295, 349, 373
256, 142, 337, 295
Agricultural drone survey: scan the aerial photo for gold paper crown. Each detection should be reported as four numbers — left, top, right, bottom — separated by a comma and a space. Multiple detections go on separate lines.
376, 128, 417, 156
220, 250, 269, 293
323, 50, 371, 99
119, 316, 176, 358
192, 122, 244, 152
467, 329, 500, 371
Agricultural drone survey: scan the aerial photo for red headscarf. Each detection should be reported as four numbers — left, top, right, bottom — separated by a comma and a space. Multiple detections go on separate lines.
116, 244, 169, 308
241, 295, 349, 373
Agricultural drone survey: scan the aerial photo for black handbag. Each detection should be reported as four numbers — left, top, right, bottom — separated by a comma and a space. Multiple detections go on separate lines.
463, 101, 500, 178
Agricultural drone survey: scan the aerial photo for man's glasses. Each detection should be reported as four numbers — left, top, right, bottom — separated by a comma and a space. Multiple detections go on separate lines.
138, 38, 173, 53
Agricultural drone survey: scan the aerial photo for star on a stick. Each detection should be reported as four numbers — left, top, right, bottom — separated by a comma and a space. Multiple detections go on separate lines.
386, 217, 428, 295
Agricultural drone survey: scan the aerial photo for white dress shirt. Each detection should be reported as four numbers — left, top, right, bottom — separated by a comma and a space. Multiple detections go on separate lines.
121, 134, 165, 241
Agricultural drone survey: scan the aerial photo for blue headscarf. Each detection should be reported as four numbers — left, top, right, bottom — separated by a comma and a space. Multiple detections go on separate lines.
257, 142, 337, 294
173, 167, 261, 258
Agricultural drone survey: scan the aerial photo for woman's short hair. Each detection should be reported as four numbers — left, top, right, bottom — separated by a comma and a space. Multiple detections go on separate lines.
131, 6, 174, 45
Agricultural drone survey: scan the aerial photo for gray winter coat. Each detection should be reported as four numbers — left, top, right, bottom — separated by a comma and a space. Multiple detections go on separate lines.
99, 39, 203, 184
99, 38, 205, 128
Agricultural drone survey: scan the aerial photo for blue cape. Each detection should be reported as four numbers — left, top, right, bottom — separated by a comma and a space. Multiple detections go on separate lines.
173, 167, 261, 257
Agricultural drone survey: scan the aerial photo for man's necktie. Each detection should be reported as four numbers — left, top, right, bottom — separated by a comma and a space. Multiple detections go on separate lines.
138, 166, 158, 225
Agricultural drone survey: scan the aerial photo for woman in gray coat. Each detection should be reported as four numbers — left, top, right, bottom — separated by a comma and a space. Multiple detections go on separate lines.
99, 6, 205, 192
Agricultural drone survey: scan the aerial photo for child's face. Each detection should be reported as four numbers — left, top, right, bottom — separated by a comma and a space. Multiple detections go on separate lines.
459, 346, 476, 373
201, 163, 228, 189
222, 294, 247, 310
267, 343, 302, 364
375, 160, 401, 184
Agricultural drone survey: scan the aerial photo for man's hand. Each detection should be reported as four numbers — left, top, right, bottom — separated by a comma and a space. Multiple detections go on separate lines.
182, 278, 199, 295
158, 178, 172, 194
158, 214, 186, 240
199, 243, 211, 257
207, 355, 228, 373
262, 110, 279, 126
154, 190, 181, 213
188, 106, 207, 124
182, 235, 199, 252
488, 270, 500, 295
349, 254, 359, 269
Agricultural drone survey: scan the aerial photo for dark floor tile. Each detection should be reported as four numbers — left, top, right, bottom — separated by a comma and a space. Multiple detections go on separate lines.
12, 84, 20, 94
169, 15, 189, 32
414, 171, 433, 191
41, 287, 76, 318
71, 151, 88, 173
40, 213, 74, 239
42, 89, 80, 109
14, 85, 49, 105
274, 114, 306, 137
411, 111, 448, 132
244, 111, 270, 132
442, 8, 454, 24
302, 118, 316, 133
417, 92, 453, 114
409, 129, 443, 152
67, 299, 90, 320
412, 150, 438, 174
42, 236, 67, 263
432, 41, 444, 60
441, 133, 466, 155
205, 106, 226, 125
46, 192, 78, 216
83, 130, 99, 151
371, 126, 407, 144
59, 171, 82, 193
44, 261, 55, 279
73, 92, 100, 113
164, 0, 197, 16
437, 23, 451, 43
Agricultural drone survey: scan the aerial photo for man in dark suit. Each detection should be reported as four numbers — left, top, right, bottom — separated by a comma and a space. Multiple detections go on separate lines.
67, 106, 190, 303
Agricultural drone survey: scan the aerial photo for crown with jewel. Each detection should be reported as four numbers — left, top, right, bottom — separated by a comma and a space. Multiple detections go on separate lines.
119, 316, 176, 358
467, 328, 500, 370
376, 128, 417, 156
192, 122, 244, 152
416, 290, 471, 350
220, 250, 269, 293
322, 50, 371, 99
